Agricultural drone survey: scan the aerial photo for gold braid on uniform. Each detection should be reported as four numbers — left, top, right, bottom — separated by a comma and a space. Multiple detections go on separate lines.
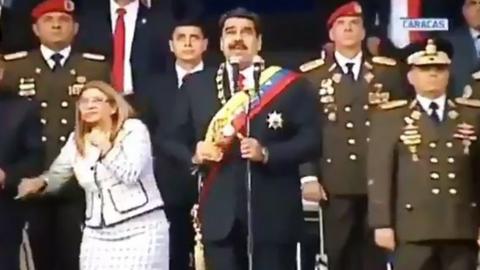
216, 63, 227, 105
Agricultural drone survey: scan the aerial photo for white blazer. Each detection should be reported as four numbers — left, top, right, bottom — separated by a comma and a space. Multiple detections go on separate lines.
43, 119, 164, 227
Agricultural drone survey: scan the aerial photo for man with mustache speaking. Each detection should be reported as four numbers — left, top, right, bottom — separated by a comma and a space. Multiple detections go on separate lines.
160, 7, 321, 269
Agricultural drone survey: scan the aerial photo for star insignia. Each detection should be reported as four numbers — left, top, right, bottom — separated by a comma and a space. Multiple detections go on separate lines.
267, 111, 283, 130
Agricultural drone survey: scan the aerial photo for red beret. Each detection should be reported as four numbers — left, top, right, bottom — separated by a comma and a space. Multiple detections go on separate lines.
327, 1, 363, 29
31, 0, 75, 21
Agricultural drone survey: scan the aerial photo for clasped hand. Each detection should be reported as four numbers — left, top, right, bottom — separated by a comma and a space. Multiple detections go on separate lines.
193, 137, 265, 164
15, 177, 47, 199
86, 128, 112, 155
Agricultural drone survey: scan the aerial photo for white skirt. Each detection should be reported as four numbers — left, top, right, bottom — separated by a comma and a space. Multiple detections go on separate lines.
80, 209, 169, 270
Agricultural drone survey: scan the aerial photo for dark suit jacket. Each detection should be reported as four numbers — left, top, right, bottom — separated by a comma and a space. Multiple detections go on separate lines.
0, 91, 43, 232
75, 0, 175, 95
161, 67, 321, 243
141, 68, 198, 209
445, 27, 480, 97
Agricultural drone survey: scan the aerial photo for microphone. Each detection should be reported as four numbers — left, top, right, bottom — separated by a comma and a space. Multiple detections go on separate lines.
229, 56, 241, 92
252, 55, 264, 94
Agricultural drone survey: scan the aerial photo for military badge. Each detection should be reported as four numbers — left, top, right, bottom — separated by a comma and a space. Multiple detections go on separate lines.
266, 111, 283, 130
364, 72, 374, 83
400, 111, 422, 162
448, 110, 459, 120
453, 122, 477, 155
463, 84, 473, 99
69, 76, 87, 96
332, 73, 342, 84
368, 84, 389, 104
18, 77, 36, 97
64, 0, 75, 12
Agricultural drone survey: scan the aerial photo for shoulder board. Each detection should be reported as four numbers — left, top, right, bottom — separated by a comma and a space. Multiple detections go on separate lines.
372, 56, 397, 66
3, 51, 28, 61
455, 97, 480, 108
472, 70, 480, 80
379, 100, 408, 110
82, 53, 105, 61
299, 58, 324, 72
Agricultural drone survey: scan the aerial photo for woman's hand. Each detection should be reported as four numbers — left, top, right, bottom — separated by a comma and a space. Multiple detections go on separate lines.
16, 177, 47, 199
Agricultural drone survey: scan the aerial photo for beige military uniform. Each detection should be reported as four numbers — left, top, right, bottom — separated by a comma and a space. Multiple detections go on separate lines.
2, 50, 110, 166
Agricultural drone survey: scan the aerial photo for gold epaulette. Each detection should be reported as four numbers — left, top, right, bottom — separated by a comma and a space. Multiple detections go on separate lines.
372, 56, 397, 66
3, 51, 28, 61
472, 70, 480, 80
82, 53, 105, 61
379, 100, 408, 110
455, 97, 480, 108
299, 58, 324, 72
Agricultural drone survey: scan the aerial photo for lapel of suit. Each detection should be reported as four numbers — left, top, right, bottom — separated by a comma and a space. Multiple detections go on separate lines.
438, 99, 460, 141
131, 4, 149, 65
459, 27, 478, 68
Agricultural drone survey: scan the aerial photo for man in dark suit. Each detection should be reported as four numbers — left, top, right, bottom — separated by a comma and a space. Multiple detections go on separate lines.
144, 19, 207, 270
75, 0, 182, 102
161, 7, 321, 269
0, 83, 44, 270
445, 0, 480, 97
369, 38, 480, 270
1, 1, 110, 269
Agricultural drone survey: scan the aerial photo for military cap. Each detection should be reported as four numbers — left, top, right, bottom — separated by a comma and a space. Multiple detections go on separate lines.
327, 1, 363, 29
31, 0, 75, 21
406, 38, 452, 66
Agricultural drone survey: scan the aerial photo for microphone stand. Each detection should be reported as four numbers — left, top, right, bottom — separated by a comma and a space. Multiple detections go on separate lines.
246, 63, 261, 270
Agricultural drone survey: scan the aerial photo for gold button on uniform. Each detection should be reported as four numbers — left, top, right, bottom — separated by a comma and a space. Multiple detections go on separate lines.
349, 154, 357, 161
60, 118, 68, 125
365, 121, 370, 127
449, 188, 457, 195
326, 158, 332, 163
430, 172, 440, 180
363, 105, 369, 110
61, 101, 69, 108
431, 188, 440, 195
448, 173, 456, 179
59, 136, 66, 142
446, 142, 453, 148
447, 157, 455, 164
344, 106, 351, 112
346, 122, 354, 129
430, 157, 438, 164
347, 139, 356, 145
41, 102, 48, 108
405, 204, 413, 210
429, 142, 437, 148
41, 136, 47, 142
40, 118, 47, 125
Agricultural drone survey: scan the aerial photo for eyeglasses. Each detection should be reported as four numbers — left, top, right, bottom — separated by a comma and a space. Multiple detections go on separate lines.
78, 97, 109, 107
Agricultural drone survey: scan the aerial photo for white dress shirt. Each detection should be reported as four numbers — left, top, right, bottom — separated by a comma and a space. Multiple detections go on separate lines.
416, 94, 446, 121
334, 51, 363, 80
40, 45, 71, 69
225, 63, 255, 92
110, 0, 139, 95
175, 61, 204, 88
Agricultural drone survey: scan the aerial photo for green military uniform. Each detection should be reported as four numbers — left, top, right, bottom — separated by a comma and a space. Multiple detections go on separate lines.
299, 54, 405, 270
368, 39, 480, 270
1, 49, 110, 270
2, 50, 110, 165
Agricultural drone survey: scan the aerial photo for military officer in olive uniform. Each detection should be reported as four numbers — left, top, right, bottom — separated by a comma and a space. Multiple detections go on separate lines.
299, 2, 405, 270
1, 1, 110, 270
368, 39, 480, 270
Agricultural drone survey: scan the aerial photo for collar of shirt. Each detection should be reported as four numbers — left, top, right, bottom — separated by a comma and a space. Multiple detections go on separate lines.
470, 27, 480, 41
334, 51, 363, 80
416, 94, 447, 121
176, 61, 204, 88
226, 62, 255, 92
110, 0, 139, 30
40, 45, 71, 69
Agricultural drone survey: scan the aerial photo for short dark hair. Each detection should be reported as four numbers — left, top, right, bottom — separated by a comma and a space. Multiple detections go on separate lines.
170, 18, 206, 38
218, 7, 262, 36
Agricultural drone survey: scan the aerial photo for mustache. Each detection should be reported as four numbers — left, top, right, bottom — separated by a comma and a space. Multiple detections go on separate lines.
228, 40, 248, 50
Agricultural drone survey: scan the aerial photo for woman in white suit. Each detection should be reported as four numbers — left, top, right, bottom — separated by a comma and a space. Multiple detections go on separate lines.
17, 80, 169, 270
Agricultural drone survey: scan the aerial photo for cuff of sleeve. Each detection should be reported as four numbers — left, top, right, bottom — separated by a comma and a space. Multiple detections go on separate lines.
301, 176, 318, 185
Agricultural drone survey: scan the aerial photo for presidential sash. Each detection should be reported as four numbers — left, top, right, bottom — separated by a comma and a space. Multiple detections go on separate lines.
199, 66, 300, 207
